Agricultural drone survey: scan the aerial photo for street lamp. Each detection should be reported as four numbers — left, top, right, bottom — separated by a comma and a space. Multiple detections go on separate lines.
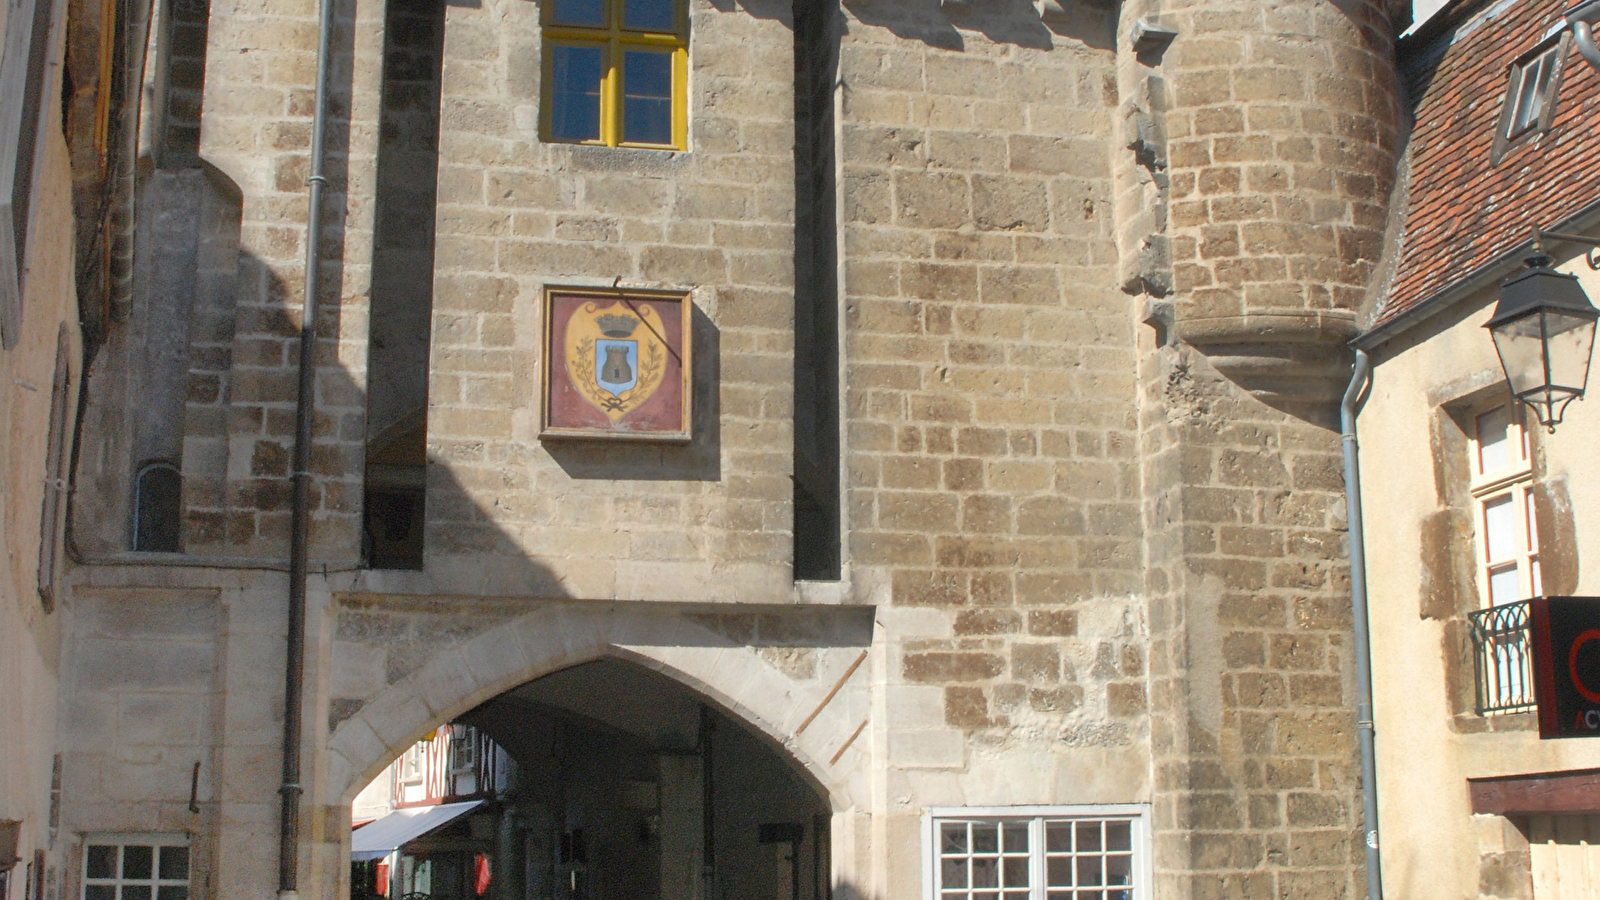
1486, 233, 1600, 431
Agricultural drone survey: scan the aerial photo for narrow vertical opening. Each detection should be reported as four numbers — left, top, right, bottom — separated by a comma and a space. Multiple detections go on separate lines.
133, 460, 181, 551
362, 0, 445, 570
791, 0, 840, 581
37, 324, 70, 608
151, 0, 211, 167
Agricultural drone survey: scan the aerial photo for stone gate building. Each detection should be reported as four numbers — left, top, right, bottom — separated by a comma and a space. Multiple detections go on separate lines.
7, 0, 1412, 898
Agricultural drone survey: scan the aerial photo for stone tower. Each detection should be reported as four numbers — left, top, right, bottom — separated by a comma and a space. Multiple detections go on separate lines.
1117, 0, 1400, 896
44, 0, 1408, 898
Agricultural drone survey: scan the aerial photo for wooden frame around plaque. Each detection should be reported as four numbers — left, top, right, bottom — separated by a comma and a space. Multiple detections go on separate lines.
540, 286, 693, 442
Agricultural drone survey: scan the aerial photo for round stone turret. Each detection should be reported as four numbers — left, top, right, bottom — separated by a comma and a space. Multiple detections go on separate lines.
1154, 0, 1400, 405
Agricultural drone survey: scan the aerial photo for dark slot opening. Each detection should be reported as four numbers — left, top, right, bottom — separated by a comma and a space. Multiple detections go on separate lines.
134, 461, 182, 552
362, 0, 445, 570
791, 0, 840, 581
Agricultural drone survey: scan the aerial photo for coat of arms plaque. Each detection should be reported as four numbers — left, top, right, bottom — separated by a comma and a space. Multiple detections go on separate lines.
541, 288, 692, 441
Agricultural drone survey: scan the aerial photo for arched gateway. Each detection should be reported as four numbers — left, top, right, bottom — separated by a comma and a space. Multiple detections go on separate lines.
309, 600, 876, 900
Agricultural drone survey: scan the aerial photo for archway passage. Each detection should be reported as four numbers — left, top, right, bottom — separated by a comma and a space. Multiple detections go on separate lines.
348, 658, 833, 900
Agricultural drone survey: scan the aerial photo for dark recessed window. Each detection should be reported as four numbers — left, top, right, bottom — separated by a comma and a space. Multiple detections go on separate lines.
1492, 37, 1571, 164
82, 836, 190, 900
133, 462, 181, 552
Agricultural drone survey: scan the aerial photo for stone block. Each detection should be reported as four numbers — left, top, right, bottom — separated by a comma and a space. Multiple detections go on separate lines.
1011, 643, 1059, 683
894, 171, 969, 229
972, 175, 1049, 232
902, 651, 1004, 684
886, 728, 966, 769
892, 570, 968, 607
80, 640, 217, 691
953, 609, 1020, 636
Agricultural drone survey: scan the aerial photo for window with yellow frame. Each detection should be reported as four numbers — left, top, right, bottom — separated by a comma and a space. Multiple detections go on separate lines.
542, 0, 688, 149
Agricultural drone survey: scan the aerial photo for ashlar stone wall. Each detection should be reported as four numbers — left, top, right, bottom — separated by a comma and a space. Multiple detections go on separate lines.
52, 1, 1412, 900
1116, 2, 1400, 898
828, 1, 1159, 889
417, 0, 802, 599
1138, 343, 1361, 900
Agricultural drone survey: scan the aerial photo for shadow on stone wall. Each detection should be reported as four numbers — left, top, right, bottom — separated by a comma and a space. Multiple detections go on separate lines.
708, 0, 1112, 54
841, 0, 1112, 52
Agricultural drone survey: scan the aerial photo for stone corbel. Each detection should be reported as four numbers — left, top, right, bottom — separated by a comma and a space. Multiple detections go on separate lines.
1124, 106, 1166, 170
1131, 18, 1178, 54
1178, 312, 1358, 407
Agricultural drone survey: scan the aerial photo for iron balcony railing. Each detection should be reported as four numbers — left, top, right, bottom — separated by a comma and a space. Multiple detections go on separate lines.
1467, 599, 1537, 715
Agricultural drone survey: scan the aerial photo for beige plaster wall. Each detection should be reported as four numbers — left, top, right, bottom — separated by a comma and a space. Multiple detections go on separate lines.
0, 12, 87, 895
1358, 254, 1600, 899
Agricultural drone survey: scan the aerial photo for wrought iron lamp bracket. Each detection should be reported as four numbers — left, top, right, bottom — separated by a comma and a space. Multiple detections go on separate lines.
1533, 229, 1600, 270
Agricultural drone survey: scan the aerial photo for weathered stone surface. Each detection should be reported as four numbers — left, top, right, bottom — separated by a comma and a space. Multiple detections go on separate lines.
48, 0, 1406, 898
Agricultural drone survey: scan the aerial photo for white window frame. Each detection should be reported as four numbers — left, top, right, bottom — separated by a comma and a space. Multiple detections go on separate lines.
80, 833, 190, 900
1468, 403, 1541, 607
1491, 35, 1572, 165
399, 743, 424, 785
448, 726, 477, 776
1507, 43, 1562, 138
921, 805, 1152, 900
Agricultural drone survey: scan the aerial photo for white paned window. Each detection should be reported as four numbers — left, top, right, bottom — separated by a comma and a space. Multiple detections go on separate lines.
449, 727, 477, 775
81, 835, 189, 900
400, 743, 423, 784
1470, 404, 1540, 607
923, 806, 1149, 900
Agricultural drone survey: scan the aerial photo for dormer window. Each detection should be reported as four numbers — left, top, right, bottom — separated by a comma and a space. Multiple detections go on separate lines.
1492, 37, 1572, 164
1510, 46, 1560, 137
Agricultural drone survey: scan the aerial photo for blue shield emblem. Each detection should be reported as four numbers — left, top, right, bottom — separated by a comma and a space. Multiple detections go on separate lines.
595, 339, 638, 396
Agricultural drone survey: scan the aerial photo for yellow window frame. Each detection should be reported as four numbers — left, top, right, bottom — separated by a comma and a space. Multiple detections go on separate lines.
541, 0, 688, 150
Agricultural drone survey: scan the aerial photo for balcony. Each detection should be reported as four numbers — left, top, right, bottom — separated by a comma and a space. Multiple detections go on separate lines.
1468, 599, 1537, 715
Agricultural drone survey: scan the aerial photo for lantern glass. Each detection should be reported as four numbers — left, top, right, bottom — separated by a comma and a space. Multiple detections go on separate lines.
1489, 310, 1550, 398
1489, 306, 1599, 428
1544, 309, 1598, 393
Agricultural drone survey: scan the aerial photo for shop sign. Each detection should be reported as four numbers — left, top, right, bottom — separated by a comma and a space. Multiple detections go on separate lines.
1533, 596, 1600, 738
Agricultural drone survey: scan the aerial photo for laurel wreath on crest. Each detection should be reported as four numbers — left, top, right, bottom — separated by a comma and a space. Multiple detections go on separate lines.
568, 336, 666, 419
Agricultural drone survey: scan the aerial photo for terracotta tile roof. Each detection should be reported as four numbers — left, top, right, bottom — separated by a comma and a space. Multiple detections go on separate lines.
1377, 0, 1600, 326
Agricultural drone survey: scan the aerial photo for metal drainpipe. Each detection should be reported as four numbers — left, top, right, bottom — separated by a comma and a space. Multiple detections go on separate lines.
277, 0, 336, 889
1574, 20, 1600, 72
1340, 349, 1382, 900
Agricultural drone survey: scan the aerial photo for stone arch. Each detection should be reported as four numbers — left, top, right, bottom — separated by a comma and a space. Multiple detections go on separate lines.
322, 601, 875, 812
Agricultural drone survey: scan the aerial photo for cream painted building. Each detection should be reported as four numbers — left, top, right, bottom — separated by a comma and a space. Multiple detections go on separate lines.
1356, 0, 1600, 897
1359, 267, 1600, 898
1, 0, 117, 883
